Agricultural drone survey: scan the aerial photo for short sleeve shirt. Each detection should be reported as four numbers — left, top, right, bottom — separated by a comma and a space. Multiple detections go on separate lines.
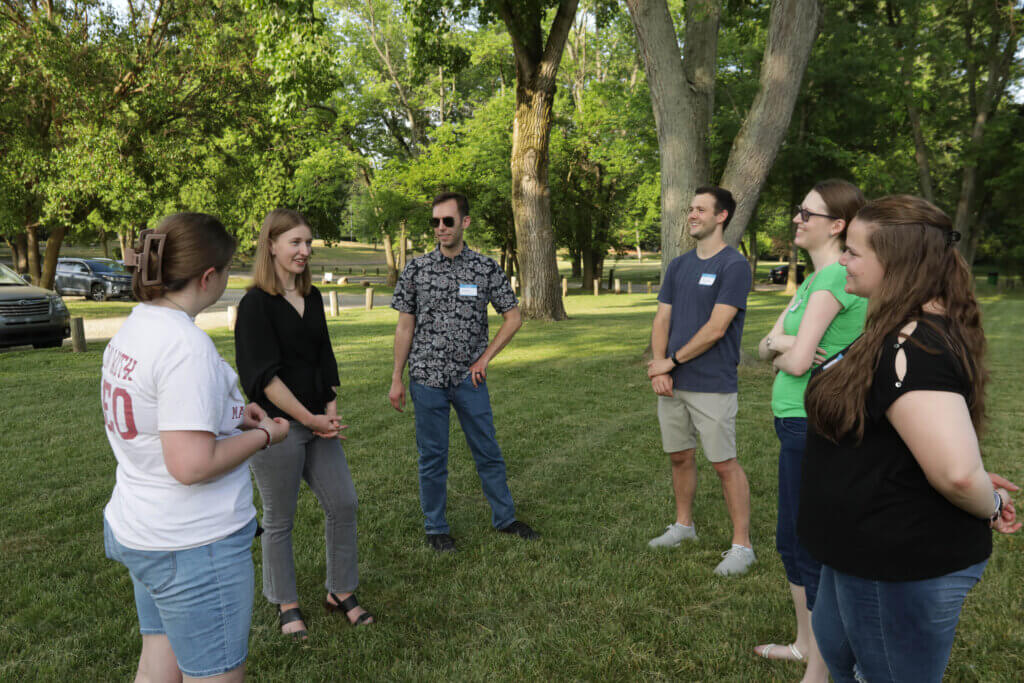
391, 246, 517, 389
798, 317, 991, 581
103, 304, 254, 551
771, 262, 866, 417
658, 246, 752, 393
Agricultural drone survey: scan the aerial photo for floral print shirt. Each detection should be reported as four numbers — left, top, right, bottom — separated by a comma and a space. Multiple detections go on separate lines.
392, 246, 518, 389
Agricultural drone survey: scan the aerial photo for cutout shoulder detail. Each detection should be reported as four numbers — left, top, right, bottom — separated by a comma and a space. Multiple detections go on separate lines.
893, 321, 917, 386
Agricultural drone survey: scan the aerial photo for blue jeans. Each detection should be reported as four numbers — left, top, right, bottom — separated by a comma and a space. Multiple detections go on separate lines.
410, 376, 516, 534
813, 560, 987, 683
103, 516, 257, 678
774, 417, 822, 608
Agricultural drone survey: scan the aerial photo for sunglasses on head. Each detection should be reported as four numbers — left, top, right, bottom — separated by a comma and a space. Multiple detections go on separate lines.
794, 205, 839, 222
430, 216, 457, 228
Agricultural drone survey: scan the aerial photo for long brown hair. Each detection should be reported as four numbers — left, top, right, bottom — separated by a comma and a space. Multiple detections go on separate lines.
812, 178, 865, 241
130, 213, 236, 302
805, 195, 987, 442
251, 208, 312, 296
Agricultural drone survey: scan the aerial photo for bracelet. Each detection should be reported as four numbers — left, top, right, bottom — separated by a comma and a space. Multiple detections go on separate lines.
256, 426, 271, 450
990, 490, 1004, 523
670, 353, 682, 367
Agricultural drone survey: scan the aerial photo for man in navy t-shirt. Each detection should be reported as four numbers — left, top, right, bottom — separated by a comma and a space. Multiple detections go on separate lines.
646, 186, 756, 576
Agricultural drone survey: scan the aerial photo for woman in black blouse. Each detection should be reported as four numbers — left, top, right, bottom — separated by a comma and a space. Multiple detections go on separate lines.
799, 196, 1018, 682
235, 209, 373, 639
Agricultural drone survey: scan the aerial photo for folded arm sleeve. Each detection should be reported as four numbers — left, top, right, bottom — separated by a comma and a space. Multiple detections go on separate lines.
234, 290, 283, 402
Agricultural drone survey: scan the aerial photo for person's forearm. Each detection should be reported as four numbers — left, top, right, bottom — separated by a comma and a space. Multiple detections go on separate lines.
931, 462, 1000, 519
671, 322, 724, 365
264, 377, 315, 425
478, 315, 521, 364
392, 324, 413, 380
651, 317, 670, 360
773, 343, 815, 376
166, 429, 270, 485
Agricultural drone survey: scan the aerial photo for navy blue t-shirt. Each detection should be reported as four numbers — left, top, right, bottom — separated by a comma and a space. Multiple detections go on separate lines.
658, 246, 751, 393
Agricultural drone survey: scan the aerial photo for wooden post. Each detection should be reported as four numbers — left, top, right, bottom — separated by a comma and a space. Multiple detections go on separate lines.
375, 267, 379, 276
328, 291, 339, 317
227, 305, 238, 330
646, 281, 652, 294
607, 267, 615, 291
561, 277, 568, 297
614, 278, 621, 294
511, 276, 518, 293
593, 280, 600, 296
365, 287, 374, 310
627, 282, 633, 294
339, 276, 348, 285
71, 317, 86, 352
323, 271, 333, 285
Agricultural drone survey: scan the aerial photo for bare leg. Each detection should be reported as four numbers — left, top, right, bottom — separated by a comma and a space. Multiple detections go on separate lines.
711, 457, 751, 547
135, 634, 182, 683
668, 448, 697, 526
791, 584, 829, 683
183, 664, 245, 683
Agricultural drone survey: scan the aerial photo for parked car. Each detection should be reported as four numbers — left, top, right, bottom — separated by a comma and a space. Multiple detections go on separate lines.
769, 263, 805, 285
55, 257, 134, 301
0, 263, 70, 348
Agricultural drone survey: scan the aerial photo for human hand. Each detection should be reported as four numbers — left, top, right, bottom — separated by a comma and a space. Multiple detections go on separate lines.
241, 402, 267, 430
991, 488, 1021, 534
469, 356, 489, 387
647, 358, 675, 378
315, 401, 346, 439
304, 413, 339, 438
813, 347, 827, 365
389, 377, 406, 412
260, 416, 290, 445
651, 374, 674, 397
989, 472, 1020, 493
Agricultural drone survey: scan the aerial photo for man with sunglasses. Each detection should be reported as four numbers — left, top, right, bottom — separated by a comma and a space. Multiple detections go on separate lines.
645, 185, 756, 576
389, 191, 539, 552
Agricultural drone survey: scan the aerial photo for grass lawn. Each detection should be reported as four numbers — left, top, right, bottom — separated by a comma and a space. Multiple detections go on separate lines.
1, 291, 1021, 681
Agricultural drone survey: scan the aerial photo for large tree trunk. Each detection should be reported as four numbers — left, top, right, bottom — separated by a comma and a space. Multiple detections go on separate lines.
382, 228, 399, 286
785, 240, 799, 296
500, 0, 577, 320
6, 233, 29, 272
39, 225, 66, 290
626, 0, 718, 276
721, 0, 822, 247
26, 224, 41, 285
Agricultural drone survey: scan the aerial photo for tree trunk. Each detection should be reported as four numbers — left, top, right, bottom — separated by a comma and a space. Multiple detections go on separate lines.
626, 0, 718, 277
501, 0, 577, 320
101, 230, 111, 259
721, 0, 822, 247
570, 249, 581, 278
6, 233, 29, 272
40, 225, 67, 290
26, 224, 41, 285
382, 228, 398, 286
747, 222, 759, 288
785, 241, 799, 296
399, 219, 408, 271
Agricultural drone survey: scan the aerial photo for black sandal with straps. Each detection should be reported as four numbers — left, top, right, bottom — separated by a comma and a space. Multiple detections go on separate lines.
278, 606, 308, 641
324, 593, 374, 626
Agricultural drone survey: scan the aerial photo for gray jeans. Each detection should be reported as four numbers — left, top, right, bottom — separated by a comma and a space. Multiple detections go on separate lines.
249, 422, 359, 604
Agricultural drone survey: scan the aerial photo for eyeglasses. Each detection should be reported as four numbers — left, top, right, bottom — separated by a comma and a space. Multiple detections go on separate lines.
430, 216, 457, 228
794, 205, 839, 222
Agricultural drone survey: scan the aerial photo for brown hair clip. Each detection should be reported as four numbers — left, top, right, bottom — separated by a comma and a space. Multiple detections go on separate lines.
125, 229, 167, 286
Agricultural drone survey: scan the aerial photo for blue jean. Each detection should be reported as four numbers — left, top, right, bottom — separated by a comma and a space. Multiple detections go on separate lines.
813, 560, 987, 683
774, 416, 822, 608
103, 516, 257, 678
410, 376, 516, 534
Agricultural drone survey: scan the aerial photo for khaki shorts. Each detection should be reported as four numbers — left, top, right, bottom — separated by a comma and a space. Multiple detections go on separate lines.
657, 390, 738, 463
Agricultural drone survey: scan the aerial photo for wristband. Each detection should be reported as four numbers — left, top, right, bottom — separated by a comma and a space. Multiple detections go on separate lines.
990, 490, 1004, 523
256, 426, 272, 450
670, 353, 682, 368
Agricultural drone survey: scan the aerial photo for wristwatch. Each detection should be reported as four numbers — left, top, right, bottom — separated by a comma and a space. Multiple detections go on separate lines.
670, 353, 682, 368
990, 490, 1004, 523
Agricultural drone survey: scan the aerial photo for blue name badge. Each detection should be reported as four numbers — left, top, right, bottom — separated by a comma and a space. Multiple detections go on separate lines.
698, 273, 716, 286
459, 283, 478, 297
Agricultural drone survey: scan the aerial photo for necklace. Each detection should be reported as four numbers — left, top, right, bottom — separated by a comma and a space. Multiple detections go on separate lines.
163, 295, 192, 316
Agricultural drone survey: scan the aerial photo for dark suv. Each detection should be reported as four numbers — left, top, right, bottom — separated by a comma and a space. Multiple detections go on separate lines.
55, 258, 134, 301
0, 263, 70, 348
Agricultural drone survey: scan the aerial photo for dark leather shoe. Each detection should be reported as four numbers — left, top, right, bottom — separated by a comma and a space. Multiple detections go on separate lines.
426, 533, 457, 552
497, 520, 540, 540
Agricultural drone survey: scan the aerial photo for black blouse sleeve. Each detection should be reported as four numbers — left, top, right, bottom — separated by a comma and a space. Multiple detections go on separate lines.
310, 286, 340, 392
234, 288, 283, 402
868, 320, 968, 419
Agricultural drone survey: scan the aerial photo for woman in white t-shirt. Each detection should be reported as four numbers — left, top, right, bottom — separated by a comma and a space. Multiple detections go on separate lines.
102, 213, 288, 682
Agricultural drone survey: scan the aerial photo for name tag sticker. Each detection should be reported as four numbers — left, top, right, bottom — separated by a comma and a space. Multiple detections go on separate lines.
459, 283, 478, 297
699, 273, 716, 286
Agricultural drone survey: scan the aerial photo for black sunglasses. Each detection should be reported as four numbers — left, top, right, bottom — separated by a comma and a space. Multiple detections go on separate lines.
794, 205, 838, 222
430, 216, 457, 228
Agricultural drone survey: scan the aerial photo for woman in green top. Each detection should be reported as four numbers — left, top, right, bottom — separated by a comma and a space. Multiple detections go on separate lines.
754, 180, 867, 682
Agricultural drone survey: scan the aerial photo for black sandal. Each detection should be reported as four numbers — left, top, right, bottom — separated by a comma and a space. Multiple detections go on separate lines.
325, 593, 374, 626
279, 606, 308, 641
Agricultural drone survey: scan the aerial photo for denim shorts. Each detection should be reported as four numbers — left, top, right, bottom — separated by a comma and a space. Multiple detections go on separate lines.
103, 516, 257, 678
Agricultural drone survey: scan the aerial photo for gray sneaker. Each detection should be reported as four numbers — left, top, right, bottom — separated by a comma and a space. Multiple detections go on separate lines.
647, 523, 697, 548
713, 545, 756, 576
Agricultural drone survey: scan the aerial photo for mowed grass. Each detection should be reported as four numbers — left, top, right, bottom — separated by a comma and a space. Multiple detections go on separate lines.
1, 292, 1022, 681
